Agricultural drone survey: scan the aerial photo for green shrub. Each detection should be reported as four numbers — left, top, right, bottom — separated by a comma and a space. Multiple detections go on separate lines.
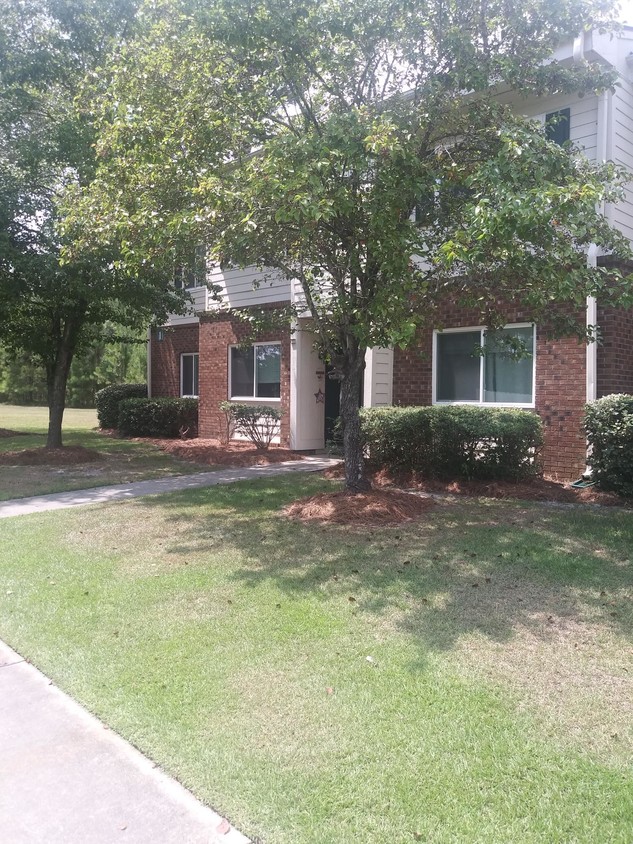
219, 401, 282, 450
585, 394, 633, 496
117, 397, 198, 438
95, 383, 147, 429
361, 405, 543, 480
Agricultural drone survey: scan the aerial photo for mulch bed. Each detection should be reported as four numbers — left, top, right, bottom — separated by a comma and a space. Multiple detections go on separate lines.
284, 489, 435, 526
0, 428, 31, 438
0, 446, 99, 466
147, 437, 305, 468
321, 465, 629, 508
291, 466, 630, 528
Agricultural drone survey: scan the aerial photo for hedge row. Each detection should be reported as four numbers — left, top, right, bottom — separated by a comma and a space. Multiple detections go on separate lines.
95, 383, 147, 429
117, 397, 199, 438
585, 394, 633, 497
360, 405, 543, 480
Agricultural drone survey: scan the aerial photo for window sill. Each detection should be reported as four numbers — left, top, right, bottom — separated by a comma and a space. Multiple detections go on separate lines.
433, 400, 535, 409
229, 396, 281, 402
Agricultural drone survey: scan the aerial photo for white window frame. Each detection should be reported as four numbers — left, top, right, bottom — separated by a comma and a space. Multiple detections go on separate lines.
432, 323, 536, 408
180, 352, 199, 398
228, 341, 282, 401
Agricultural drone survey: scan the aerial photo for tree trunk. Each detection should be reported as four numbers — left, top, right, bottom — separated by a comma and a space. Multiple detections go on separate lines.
339, 356, 370, 493
45, 330, 78, 449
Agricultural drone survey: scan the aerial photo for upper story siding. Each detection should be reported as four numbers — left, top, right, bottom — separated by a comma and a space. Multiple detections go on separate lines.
163, 27, 633, 326
611, 77, 633, 242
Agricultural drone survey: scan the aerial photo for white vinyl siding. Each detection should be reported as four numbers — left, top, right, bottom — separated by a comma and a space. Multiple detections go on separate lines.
167, 286, 208, 326
363, 347, 394, 407
519, 95, 599, 161
611, 79, 633, 243
210, 266, 291, 308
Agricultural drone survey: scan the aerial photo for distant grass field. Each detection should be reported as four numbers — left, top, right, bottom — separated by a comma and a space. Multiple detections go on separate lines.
0, 474, 631, 843
0, 405, 210, 500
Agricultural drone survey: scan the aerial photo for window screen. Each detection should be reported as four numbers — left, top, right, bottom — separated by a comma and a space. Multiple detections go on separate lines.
230, 344, 281, 398
483, 327, 533, 404
436, 326, 534, 405
436, 331, 481, 401
181, 354, 199, 397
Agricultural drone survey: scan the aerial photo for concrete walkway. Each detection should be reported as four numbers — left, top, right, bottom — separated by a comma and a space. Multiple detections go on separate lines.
0, 456, 340, 518
0, 640, 249, 843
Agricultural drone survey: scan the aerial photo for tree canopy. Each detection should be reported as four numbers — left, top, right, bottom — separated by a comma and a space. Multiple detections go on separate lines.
0, 0, 186, 446
76, 0, 633, 487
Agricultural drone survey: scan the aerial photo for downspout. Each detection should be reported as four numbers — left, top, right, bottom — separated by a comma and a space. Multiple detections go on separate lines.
586, 246, 598, 407
587, 87, 612, 407
146, 327, 152, 398
583, 87, 612, 472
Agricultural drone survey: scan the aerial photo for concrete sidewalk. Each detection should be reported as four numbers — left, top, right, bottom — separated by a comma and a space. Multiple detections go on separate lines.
0, 455, 340, 518
0, 640, 249, 844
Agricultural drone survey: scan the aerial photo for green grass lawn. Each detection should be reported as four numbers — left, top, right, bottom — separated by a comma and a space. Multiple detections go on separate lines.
0, 404, 210, 500
0, 474, 631, 842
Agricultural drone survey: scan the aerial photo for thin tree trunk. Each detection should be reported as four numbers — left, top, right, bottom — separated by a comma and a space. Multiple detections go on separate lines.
339, 356, 370, 493
45, 317, 82, 448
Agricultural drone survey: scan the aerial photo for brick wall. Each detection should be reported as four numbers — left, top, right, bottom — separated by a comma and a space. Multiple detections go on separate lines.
597, 304, 633, 396
150, 324, 200, 398
392, 302, 588, 479
198, 311, 291, 445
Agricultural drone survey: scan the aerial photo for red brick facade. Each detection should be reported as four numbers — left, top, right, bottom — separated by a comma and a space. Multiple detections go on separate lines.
151, 298, 633, 480
392, 303, 589, 479
150, 324, 200, 398
198, 311, 291, 445
597, 304, 633, 396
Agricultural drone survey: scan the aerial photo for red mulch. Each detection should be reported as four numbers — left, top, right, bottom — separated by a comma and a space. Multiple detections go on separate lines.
0, 446, 99, 466
284, 489, 435, 526
0, 428, 30, 438
321, 465, 629, 508
146, 437, 305, 468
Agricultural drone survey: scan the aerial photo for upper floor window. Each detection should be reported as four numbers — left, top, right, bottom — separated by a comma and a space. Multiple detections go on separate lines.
545, 108, 571, 146
181, 353, 199, 397
229, 343, 281, 399
175, 245, 207, 290
434, 325, 535, 407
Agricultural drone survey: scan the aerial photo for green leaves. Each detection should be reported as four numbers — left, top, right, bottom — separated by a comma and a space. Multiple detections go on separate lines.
58, 0, 633, 470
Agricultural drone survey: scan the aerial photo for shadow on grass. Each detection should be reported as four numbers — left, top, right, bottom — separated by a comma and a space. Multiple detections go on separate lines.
138, 475, 633, 665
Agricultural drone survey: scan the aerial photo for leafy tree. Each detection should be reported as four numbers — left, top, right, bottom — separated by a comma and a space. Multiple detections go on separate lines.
0, 327, 146, 407
0, 0, 184, 447
79, 0, 633, 489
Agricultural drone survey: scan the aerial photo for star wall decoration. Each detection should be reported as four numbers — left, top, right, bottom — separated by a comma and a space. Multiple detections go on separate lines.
314, 388, 325, 404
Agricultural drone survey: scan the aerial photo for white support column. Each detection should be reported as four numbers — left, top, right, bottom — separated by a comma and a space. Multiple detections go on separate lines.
289, 319, 326, 450
363, 347, 394, 407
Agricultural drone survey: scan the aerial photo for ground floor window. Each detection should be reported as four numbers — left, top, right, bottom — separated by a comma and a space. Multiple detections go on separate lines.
181, 353, 199, 397
434, 325, 535, 406
230, 342, 281, 399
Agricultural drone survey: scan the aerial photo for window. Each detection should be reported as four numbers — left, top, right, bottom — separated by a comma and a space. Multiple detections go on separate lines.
545, 108, 570, 146
434, 325, 535, 406
181, 353, 199, 397
175, 245, 207, 290
230, 343, 281, 399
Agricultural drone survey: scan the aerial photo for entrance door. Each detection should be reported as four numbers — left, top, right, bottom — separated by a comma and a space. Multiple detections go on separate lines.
324, 364, 364, 444
324, 364, 341, 444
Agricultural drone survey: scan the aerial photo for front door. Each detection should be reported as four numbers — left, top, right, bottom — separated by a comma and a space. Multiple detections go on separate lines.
324, 364, 341, 444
